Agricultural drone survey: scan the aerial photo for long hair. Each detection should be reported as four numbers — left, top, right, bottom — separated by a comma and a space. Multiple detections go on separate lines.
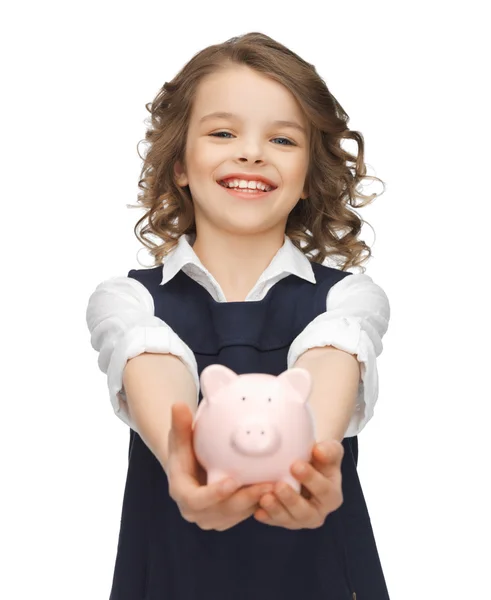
129, 32, 385, 272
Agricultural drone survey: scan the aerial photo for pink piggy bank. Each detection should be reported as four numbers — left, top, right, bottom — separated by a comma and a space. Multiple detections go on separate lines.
192, 365, 316, 493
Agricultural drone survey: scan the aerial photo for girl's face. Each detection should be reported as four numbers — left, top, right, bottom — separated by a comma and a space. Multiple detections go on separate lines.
174, 65, 310, 239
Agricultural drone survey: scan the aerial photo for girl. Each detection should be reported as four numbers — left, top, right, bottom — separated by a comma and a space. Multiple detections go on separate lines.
86, 32, 391, 600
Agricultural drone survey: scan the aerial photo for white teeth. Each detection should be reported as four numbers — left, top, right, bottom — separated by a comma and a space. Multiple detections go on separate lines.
219, 178, 273, 192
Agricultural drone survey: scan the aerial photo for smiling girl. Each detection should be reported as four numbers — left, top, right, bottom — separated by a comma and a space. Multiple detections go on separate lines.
86, 32, 391, 600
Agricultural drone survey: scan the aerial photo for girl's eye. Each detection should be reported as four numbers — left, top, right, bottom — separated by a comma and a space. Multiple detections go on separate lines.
209, 132, 295, 146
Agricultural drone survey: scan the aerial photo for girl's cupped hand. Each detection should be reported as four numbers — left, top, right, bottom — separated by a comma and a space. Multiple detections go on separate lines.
254, 440, 345, 530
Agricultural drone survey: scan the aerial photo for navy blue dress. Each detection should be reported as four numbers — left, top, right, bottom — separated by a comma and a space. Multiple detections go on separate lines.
109, 262, 390, 599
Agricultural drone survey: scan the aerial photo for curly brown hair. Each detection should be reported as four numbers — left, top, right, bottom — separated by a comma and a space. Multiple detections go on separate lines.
129, 32, 385, 272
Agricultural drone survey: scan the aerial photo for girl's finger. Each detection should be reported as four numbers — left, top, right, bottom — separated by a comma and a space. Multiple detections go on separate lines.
273, 482, 314, 522
258, 492, 294, 526
179, 475, 274, 515
168, 459, 234, 508
224, 482, 275, 513
170, 403, 194, 446
312, 440, 344, 476
290, 462, 328, 504
183, 476, 242, 512
169, 403, 197, 472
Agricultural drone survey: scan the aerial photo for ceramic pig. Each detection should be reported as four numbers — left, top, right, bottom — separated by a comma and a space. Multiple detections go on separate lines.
192, 365, 316, 493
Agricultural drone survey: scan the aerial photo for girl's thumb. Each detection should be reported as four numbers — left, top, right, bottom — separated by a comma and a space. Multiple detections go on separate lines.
170, 403, 194, 446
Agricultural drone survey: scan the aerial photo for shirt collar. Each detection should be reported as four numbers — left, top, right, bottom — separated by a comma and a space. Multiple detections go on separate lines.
160, 233, 316, 287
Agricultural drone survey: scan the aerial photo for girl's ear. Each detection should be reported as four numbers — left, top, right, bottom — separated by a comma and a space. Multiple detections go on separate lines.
174, 161, 188, 187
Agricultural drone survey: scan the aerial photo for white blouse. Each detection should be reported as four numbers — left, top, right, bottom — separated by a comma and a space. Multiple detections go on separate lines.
86, 234, 391, 437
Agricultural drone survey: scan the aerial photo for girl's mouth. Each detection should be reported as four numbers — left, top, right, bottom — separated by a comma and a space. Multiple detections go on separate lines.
217, 180, 277, 200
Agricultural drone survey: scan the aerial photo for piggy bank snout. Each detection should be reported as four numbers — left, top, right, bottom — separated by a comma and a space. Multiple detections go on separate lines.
231, 417, 281, 457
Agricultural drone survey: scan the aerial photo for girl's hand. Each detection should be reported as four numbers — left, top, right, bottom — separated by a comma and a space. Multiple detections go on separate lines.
167, 403, 274, 532
254, 440, 344, 530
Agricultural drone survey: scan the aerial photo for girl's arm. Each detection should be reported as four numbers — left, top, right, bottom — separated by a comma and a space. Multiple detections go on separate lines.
288, 273, 391, 442
294, 345, 360, 443
123, 352, 196, 471
85, 275, 199, 467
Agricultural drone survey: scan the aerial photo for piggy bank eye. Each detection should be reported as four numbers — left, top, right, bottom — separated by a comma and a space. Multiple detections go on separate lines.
268, 397, 271, 402
242, 396, 246, 401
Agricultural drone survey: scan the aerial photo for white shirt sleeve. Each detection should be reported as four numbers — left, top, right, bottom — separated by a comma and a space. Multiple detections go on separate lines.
287, 273, 390, 437
85, 275, 200, 430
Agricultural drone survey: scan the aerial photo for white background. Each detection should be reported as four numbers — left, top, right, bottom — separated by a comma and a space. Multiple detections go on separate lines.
1, 1, 489, 598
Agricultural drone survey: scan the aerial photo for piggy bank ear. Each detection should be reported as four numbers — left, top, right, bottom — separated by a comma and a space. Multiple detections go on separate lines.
200, 364, 238, 403
277, 368, 312, 403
